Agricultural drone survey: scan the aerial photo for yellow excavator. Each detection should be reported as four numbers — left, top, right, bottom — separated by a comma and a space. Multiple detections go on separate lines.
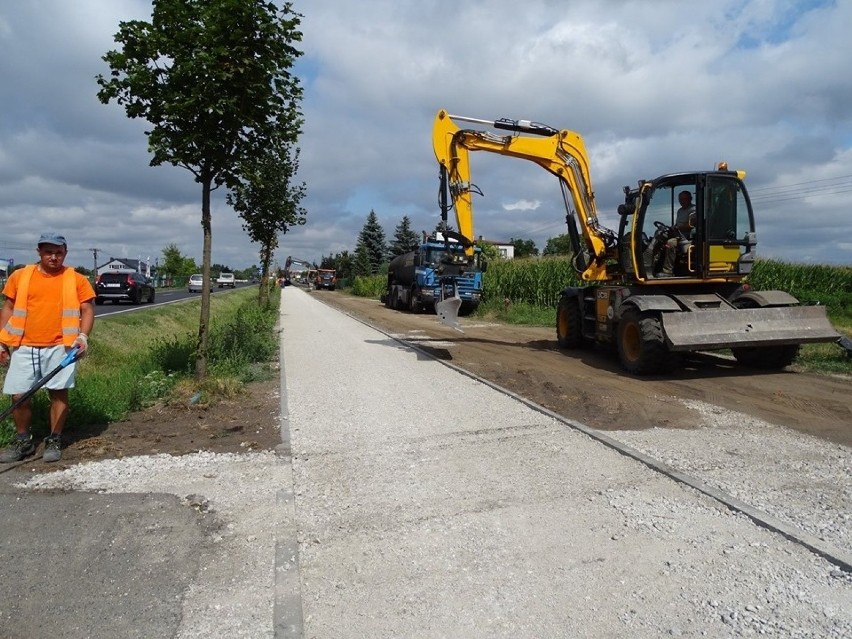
432, 109, 843, 374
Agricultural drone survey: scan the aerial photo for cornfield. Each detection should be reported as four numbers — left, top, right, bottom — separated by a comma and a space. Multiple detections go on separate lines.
749, 259, 852, 297
484, 257, 851, 312
483, 257, 581, 308
350, 256, 852, 317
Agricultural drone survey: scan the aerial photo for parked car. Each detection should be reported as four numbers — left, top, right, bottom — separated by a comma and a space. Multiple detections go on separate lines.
217, 272, 236, 288
187, 273, 213, 293
95, 271, 155, 305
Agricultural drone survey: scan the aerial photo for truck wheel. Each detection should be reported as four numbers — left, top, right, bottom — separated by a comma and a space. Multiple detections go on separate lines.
556, 296, 585, 349
616, 308, 672, 375
732, 345, 799, 369
408, 288, 421, 313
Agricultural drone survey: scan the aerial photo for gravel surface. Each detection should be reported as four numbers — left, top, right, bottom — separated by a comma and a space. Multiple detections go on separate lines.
16, 287, 852, 638
610, 399, 851, 558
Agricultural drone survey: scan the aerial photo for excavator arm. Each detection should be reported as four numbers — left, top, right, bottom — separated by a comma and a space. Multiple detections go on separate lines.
432, 109, 618, 281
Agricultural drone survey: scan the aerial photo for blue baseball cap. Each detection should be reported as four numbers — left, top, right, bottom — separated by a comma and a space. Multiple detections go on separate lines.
37, 232, 67, 246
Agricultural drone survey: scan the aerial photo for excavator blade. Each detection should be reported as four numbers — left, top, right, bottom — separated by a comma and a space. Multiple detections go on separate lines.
436, 286, 464, 332
661, 305, 841, 351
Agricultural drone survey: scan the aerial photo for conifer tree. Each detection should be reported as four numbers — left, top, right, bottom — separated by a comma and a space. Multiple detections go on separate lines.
390, 215, 420, 257
353, 243, 372, 277
355, 209, 387, 274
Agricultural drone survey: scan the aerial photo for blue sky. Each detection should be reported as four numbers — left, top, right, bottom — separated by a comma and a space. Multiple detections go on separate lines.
1, 0, 850, 271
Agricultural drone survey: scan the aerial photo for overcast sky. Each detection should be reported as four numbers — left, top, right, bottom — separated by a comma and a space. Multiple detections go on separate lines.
1, 0, 850, 273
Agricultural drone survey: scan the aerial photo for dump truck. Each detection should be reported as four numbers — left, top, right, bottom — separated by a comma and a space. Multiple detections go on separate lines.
432, 109, 843, 374
314, 269, 337, 291
384, 233, 485, 329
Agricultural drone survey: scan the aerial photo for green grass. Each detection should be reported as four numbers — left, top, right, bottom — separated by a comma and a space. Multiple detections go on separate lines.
0, 287, 280, 446
474, 298, 556, 326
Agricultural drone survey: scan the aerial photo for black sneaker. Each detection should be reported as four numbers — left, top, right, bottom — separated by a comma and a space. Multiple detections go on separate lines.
42, 435, 62, 463
0, 434, 36, 463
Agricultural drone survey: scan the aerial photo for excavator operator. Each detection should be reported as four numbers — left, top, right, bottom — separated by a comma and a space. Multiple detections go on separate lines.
659, 190, 696, 276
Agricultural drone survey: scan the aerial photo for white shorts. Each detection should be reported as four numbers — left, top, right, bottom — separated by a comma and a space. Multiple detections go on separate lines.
2, 345, 78, 395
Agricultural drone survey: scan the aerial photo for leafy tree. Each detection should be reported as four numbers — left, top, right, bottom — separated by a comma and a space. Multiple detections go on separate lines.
161, 243, 196, 277
476, 241, 500, 262
512, 237, 538, 258
390, 215, 420, 257
543, 233, 573, 256
355, 209, 387, 274
97, 0, 304, 379
227, 140, 306, 304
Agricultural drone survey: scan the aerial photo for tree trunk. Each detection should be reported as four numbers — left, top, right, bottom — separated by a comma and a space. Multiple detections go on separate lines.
195, 172, 213, 380
258, 243, 272, 306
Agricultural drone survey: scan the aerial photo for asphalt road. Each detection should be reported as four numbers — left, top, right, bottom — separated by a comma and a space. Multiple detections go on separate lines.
93, 281, 252, 317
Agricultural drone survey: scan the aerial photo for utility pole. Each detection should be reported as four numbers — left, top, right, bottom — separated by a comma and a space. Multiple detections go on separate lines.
88, 248, 102, 280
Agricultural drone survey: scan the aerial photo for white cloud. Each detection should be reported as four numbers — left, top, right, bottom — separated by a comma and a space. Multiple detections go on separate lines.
503, 200, 542, 212
0, 0, 849, 272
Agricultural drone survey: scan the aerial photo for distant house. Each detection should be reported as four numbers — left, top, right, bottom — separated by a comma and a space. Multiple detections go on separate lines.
97, 257, 152, 275
477, 236, 515, 260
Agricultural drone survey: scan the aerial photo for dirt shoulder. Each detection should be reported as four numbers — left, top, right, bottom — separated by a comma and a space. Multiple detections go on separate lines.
3, 377, 283, 475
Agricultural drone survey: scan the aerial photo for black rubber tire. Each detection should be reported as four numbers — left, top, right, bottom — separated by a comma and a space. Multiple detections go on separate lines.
556, 296, 585, 349
95, 298, 104, 306
408, 287, 421, 313
616, 308, 671, 375
732, 345, 799, 369
148, 290, 155, 303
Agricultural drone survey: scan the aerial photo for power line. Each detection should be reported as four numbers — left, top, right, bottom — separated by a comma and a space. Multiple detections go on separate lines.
745, 174, 852, 193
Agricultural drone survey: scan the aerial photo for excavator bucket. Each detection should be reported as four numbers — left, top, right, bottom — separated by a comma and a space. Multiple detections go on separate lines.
436, 284, 464, 332
661, 305, 841, 351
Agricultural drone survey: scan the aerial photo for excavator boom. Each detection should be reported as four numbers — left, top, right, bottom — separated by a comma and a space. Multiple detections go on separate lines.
432, 109, 618, 282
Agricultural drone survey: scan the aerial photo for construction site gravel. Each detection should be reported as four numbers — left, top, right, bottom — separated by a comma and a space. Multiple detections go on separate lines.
3, 286, 850, 638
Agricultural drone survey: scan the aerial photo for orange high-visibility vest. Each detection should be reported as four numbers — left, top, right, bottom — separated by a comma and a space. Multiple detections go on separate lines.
0, 265, 81, 347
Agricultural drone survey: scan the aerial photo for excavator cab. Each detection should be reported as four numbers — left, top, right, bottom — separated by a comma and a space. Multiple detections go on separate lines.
619, 171, 757, 283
